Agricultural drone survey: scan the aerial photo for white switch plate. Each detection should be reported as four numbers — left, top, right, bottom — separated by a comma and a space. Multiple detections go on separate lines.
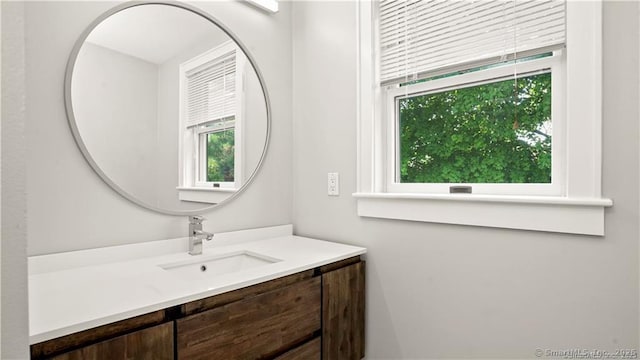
328, 172, 339, 196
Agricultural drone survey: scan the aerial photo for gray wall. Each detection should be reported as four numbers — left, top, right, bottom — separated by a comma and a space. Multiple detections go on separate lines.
242, 59, 269, 185
292, 1, 639, 359
23, 1, 293, 255
1, 2, 29, 358
73, 42, 159, 206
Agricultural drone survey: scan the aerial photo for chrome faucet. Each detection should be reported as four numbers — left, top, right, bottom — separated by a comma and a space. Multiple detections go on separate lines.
188, 215, 214, 255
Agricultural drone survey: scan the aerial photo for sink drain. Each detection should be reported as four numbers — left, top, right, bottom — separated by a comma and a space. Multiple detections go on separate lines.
200, 265, 207, 272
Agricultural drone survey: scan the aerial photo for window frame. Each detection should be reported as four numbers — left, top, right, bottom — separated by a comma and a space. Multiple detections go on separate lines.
355, 0, 612, 236
178, 41, 246, 203
194, 118, 239, 189
384, 52, 565, 196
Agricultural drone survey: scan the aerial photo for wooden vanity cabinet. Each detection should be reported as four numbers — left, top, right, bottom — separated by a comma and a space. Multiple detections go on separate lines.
275, 337, 321, 360
31, 257, 364, 360
176, 277, 321, 359
322, 261, 365, 360
49, 323, 173, 360
30, 310, 171, 360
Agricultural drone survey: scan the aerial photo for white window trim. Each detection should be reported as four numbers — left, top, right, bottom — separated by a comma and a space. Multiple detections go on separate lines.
355, 0, 613, 236
177, 41, 246, 204
176, 186, 237, 204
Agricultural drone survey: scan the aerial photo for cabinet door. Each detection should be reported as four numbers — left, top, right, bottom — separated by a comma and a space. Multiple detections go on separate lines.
322, 261, 365, 360
177, 277, 321, 360
50, 322, 173, 360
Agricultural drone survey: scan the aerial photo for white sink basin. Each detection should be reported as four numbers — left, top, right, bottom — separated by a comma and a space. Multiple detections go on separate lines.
159, 251, 281, 279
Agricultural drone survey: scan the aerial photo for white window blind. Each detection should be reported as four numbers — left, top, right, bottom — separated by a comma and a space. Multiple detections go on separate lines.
379, 0, 566, 85
185, 50, 236, 128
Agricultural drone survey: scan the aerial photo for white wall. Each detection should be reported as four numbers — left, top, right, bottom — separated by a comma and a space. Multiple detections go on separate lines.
292, 1, 639, 359
23, 0, 293, 255
242, 58, 269, 184
73, 42, 159, 206
1, 2, 29, 358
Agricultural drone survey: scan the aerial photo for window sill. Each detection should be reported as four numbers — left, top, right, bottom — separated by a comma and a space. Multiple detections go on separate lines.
353, 192, 613, 236
177, 187, 237, 204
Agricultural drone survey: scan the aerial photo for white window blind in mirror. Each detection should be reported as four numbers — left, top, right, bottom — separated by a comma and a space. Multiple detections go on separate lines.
379, 0, 566, 85
185, 50, 237, 128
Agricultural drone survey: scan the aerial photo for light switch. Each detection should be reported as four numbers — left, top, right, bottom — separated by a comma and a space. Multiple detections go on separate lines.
328, 172, 339, 196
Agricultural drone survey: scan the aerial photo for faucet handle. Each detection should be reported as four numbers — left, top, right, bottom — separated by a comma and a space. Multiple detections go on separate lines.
189, 215, 205, 224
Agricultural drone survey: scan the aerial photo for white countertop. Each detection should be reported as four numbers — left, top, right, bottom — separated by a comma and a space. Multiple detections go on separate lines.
28, 225, 366, 344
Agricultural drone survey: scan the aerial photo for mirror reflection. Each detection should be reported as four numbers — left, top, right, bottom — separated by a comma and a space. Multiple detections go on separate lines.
69, 4, 268, 213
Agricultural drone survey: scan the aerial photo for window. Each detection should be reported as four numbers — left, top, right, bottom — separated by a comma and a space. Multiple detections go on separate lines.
355, 0, 612, 235
178, 41, 246, 203
381, 0, 565, 196
195, 120, 236, 184
387, 54, 562, 196
396, 71, 552, 186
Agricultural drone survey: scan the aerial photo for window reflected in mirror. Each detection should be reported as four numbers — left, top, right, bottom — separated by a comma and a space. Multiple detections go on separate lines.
181, 41, 245, 192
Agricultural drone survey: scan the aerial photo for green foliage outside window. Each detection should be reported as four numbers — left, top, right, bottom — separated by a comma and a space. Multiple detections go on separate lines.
206, 129, 235, 182
399, 72, 552, 184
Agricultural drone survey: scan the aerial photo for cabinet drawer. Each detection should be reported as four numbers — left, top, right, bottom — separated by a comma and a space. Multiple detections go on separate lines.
50, 322, 173, 360
275, 337, 321, 360
177, 277, 321, 359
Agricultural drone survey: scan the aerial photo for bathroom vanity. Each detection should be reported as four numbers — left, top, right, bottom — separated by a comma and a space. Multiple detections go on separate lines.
29, 226, 366, 360
34, 3, 368, 358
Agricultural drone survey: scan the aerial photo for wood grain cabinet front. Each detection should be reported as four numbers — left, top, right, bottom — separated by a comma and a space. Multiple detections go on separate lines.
322, 261, 366, 360
275, 337, 321, 360
176, 277, 321, 359
49, 322, 173, 360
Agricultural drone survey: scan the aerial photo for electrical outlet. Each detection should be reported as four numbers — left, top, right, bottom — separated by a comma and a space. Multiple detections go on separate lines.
328, 172, 339, 196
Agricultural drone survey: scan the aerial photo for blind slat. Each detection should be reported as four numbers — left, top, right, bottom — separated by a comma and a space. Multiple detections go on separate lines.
380, 11, 564, 62
380, 20, 565, 78
186, 49, 237, 128
380, 2, 558, 47
379, 0, 566, 85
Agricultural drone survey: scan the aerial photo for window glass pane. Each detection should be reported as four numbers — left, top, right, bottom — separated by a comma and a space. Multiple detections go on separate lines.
206, 129, 235, 182
398, 72, 551, 184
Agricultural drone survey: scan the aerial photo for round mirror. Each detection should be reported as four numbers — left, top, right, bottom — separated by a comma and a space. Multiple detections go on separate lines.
65, 2, 270, 215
